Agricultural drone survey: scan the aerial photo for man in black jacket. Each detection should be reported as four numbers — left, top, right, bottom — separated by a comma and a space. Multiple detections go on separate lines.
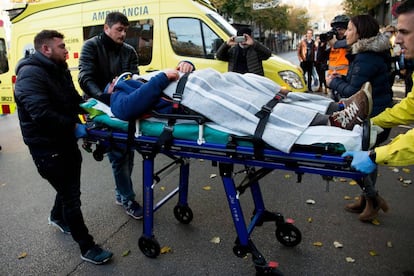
78, 12, 143, 219
14, 30, 112, 264
216, 27, 272, 76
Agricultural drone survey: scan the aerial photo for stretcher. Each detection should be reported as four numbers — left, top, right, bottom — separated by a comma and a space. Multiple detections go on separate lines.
82, 102, 370, 276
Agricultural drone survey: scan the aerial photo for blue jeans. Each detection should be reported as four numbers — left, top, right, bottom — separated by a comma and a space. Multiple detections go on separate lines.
32, 146, 95, 254
107, 147, 136, 206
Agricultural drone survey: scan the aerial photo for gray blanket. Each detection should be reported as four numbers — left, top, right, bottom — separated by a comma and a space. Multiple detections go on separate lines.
143, 69, 333, 153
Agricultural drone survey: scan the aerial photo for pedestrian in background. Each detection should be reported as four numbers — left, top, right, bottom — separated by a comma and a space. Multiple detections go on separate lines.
327, 15, 350, 99
315, 35, 330, 93
297, 29, 316, 91
14, 30, 112, 264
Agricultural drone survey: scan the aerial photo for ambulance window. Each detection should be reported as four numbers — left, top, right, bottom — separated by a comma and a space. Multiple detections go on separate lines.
0, 38, 9, 74
82, 19, 153, 66
168, 18, 222, 59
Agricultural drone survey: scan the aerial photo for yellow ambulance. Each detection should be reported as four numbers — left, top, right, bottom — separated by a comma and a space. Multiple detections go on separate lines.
8, 0, 306, 93
0, 18, 15, 114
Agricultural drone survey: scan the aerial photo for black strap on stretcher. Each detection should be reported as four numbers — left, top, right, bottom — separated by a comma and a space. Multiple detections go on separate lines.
156, 72, 191, 149
253, 93, 285, 159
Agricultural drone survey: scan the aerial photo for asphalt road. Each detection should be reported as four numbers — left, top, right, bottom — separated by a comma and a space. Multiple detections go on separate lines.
1, 53, 414, 275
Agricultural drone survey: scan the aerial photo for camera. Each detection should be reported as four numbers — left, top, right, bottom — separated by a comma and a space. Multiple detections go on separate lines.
234, 36, 246, 43
319, 28, 338, 42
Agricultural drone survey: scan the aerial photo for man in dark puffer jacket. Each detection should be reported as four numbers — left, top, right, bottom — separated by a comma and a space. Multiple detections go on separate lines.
14, 30, 112, 264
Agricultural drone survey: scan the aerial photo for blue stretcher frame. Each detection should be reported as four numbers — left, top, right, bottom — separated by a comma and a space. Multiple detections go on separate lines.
84, 127, 366, 275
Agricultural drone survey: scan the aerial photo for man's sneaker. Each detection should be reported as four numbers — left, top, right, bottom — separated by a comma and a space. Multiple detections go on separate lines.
81, 245, 113, 265
329, 82, 372, 130
48, 216, 71, 235
124, 200, 143, 220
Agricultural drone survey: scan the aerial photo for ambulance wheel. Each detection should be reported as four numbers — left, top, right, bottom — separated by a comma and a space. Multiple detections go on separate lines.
275, 223, 301, 247
138, 236, 160, 258
173, 205, 193, 224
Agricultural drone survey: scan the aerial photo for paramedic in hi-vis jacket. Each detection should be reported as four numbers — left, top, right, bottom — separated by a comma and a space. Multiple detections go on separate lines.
343, 0, 414, 195
327, 15, 350, 101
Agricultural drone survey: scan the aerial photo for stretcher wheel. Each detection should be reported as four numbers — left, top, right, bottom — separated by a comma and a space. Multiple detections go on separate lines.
275, 223, 301, 247
173, 205, 193, 224
93, 149, 104, 161
138, 236, 160, 258
362, 119, 371, 151
233, 245, 249, 258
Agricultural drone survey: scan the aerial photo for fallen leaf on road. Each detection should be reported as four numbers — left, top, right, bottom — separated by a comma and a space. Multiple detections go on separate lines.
402, 168, 411, 173
307, 217, 313, 223
371, 218, 380, 225
386, 241, 393, 248
344, 196, 352, 200
333, 241, 343, 248
349, 180, 357, 186
122, 249, 131, 257
17, 252, 27, 259
313, 242, 323, 247
210, 236, 221, 244
345, 257, 355, 263
369, 250, 378, 256
202, 186, 211, 191
160, 246, 172, 254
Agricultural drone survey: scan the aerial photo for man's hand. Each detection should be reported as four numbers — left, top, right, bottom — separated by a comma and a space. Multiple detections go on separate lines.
164, 69, 180, 81
227, 36, 237, 46
341, 151, 377, 174
176, 61, 194, 73
242, 34, 254, 46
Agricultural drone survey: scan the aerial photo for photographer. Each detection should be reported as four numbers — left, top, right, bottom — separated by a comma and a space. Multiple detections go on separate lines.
216, 27, 272, 76
322, 15, 350, 100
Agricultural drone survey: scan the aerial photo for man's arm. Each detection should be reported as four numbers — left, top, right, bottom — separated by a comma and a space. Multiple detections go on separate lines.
110, 70, 179, 121
216, 40, 231, 61
78, 39, 105, 100
372, 84, 414, 128
15, 66, 78, 131
252, 40, 272, 60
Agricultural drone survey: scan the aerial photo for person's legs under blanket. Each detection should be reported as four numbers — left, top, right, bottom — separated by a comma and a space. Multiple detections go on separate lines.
33, 147, 95, 254
107, 148, 143, 219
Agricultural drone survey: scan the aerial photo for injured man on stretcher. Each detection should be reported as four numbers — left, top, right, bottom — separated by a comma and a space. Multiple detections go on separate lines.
92, 68, 373, 154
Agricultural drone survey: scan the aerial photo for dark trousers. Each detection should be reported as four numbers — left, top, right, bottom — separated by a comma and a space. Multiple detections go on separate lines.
315, 63, 327, 89
300, 60, 314, 91
32, 146, 95, 254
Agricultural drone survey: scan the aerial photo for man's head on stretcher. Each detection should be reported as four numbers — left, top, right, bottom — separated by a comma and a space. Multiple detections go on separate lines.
105, 68, 372, 133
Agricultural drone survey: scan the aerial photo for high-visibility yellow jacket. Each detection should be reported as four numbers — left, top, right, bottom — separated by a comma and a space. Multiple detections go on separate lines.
372, 73, 414, 166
